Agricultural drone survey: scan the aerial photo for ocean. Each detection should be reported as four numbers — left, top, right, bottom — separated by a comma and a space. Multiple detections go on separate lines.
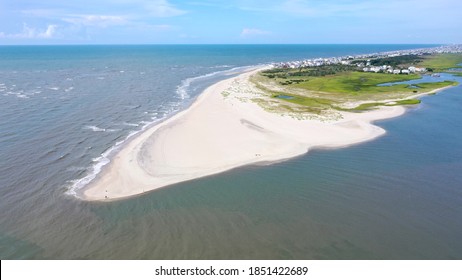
1, 44, 461, 259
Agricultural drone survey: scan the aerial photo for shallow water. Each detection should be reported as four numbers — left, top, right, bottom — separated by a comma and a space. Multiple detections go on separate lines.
1, 45, 461, 259
378, 72, 457, 86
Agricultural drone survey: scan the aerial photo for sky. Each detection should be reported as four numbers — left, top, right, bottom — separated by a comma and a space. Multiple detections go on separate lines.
0, 0, 460, 45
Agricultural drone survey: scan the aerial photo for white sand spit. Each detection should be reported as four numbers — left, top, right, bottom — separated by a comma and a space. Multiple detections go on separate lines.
82, 67, 406, 201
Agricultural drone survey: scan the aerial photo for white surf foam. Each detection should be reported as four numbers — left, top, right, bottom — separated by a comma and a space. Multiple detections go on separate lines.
66, 65, 261, 198
83, 125, 120, 132
66, 166, 87, 172
84, 125, 106, 132
65, 154, 111, 197
210, 64, 234, 69
122, 122, 140, 127
175, 66, 255, 100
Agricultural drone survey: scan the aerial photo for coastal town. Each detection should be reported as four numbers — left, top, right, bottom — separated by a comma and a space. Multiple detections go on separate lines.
274, 44, 462, 75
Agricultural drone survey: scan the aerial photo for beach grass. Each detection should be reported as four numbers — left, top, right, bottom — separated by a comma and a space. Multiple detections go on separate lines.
259, 71, 457, 96
254, 70, 458, 114
270, 94, 334, 114
395, 99, 422, 105
292, 72, 422, 95
418, 53, 462, 71
251, 52, 461, 116
412, 81, 458, 90
350, 99, 421, 111
272, 94, 334, 107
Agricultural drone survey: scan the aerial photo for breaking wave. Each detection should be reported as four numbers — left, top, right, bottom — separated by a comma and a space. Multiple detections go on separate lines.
67, 65, 259, 198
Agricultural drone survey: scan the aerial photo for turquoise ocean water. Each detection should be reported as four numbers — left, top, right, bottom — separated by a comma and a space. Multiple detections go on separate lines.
1, 45, 461, 259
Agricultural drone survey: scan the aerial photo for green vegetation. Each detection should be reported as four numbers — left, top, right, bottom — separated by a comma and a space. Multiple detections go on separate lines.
351, 99, 421, 111
395, 99, 421, 105
271, 93, 335, 114
292, 72, 421, 95
261, 64, 357, 78
418, 53, 462, 71
251, 53, 460, 116
410, 81, 457, 91
351, 102, 385, 111
255, 70, 457, 113
356, 54, 424, 68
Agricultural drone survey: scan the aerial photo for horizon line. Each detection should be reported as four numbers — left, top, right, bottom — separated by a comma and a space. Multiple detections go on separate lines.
0, 43, 456, 47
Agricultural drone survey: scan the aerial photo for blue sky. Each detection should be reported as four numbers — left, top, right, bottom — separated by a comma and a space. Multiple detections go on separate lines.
0, 0, 460, 44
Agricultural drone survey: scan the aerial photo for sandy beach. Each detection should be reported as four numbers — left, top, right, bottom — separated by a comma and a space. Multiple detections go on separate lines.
82, 66, 410, 201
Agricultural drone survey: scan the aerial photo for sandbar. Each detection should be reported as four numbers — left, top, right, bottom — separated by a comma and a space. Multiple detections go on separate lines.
81, 67, 412, 201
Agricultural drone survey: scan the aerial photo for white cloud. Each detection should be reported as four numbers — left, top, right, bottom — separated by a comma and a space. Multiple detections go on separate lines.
20, 24, 36, 38
238, 0, 461, 21
236, 0, 358, 17
62, 15, 129, 28
19, 1, 185, 31
241, 28, 270, 37
38, 24, 57, 38
0, 23, 57, 39
128, 22, 175, 32
21, 9, 59, 18
145, 0, 187, 17
93, 0, 187, 17
22, 1, 187, 18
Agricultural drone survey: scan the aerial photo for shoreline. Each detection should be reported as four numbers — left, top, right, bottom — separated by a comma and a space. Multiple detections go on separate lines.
80, 66, 451, 201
